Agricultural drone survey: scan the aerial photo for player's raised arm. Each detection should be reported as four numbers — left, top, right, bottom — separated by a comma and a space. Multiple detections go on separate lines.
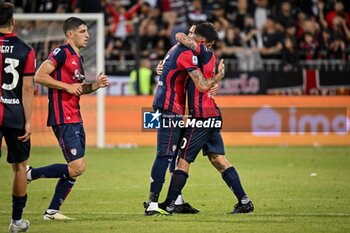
176, 32, 199, 52
82, 72, 109, 94
188, 59, 225, 93
35, 60, 83, 96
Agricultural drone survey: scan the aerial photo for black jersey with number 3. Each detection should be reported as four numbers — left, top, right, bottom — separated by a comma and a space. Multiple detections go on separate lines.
0, 32, 35, 129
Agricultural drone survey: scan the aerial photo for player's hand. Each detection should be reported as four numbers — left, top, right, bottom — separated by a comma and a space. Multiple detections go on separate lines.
209, 83, 219, 96
156, 60, 163, 76
188, 25, 196, 35
97, 72, 109, 88
217, 59, 225, 80
66, 83, 83, 96
18, 122, 31, 142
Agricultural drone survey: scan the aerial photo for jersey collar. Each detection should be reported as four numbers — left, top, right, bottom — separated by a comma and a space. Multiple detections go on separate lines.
0, 32, 16, 37
66, 43, 77, 55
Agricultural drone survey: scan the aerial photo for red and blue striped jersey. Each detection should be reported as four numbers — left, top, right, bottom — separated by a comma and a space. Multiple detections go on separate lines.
187, 43, 221, 118
153, 44, 199, 115
47, 44, 85, 126
0, 32, 35, 129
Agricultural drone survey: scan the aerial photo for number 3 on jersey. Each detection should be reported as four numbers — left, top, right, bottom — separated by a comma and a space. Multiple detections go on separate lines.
3, 58, 19, 91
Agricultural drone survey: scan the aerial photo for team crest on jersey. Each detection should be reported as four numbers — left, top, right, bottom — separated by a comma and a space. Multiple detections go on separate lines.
70, 148, 77, 156
192, 56, 198, 65
73, 69, 85, 82
53, 48, 61, 56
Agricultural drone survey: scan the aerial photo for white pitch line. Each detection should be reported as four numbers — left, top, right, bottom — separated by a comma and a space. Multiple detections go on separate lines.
0, 211, 349, 216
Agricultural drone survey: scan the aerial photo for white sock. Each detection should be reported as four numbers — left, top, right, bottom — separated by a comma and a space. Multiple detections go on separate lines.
174, 195, 184, 205
12, 219, 22, 225
46, 209, 59, 214
27, 170, 32, 181
241, 196, 250, 205
146, 202, 158, 211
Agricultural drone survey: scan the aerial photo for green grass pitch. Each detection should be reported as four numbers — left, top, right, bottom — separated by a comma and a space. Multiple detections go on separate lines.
1, 146, 350, 233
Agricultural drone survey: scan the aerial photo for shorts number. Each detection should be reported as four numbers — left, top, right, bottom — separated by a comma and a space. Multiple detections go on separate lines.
3, 58, 20, 90
180, 138, 187, 149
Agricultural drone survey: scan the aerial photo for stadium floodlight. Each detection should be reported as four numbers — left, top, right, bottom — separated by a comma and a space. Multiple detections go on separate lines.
14, 13, 106, 148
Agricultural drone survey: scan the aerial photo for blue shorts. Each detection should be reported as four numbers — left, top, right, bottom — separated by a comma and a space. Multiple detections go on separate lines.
52, 123, 86, 163
0, 127, 30, 164
156, 110, 183, 158
178, 127, 225, 163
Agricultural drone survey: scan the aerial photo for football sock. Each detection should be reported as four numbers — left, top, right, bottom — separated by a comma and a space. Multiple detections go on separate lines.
148, 192, 160, 203
169, 156, 176, 173
150, 156, 170, 193
46, 209, 59, 214
12, 194, 27, 221
166, 170, 189, 204
241, 196, 250, 204
31, 164, 69, 180
222, 167, 246, 201
48, 176, 75, 210
146, 202, 158, 211
174, 194, 184, 205
11, 219, 23, 225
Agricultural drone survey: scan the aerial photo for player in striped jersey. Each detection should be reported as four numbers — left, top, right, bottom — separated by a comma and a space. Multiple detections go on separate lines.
26, 17, 109, 220
145, 22, 225, 215
162, 25, 254, 214
0, 2, 36, 232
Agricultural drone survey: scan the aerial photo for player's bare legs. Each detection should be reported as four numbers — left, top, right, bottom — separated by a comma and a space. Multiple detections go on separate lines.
68, 158, 86, 178
12, 161, 28, 196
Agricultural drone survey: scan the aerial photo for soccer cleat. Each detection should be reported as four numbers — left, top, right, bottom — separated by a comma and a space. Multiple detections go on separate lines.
143, 202, 171, 216
230, 201, 254, 214
43, 211, 73, 220
173, 202, 200, 214
144, 208, 171, 216
25, 165, 33, 184
159, 202, 199, 214
8, 219, 30, 233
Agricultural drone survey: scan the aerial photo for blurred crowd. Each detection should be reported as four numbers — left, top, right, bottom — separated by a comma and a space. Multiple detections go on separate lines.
7, 0, 350, 67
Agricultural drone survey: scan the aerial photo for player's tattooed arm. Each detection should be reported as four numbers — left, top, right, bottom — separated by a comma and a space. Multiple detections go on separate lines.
176, 33, 198, 52
188, 59, 225, 93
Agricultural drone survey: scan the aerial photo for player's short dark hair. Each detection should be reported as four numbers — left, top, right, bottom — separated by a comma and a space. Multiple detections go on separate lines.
0, 2, 14, 27
194, 22, 218, 43
63, 17, 87, 36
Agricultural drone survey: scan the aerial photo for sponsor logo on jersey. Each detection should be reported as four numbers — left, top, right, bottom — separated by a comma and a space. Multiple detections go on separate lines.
73, 69, 85, 82
0, 96, 20, 104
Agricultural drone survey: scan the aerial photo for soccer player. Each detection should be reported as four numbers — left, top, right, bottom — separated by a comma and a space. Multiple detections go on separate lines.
26, 17, 109, 220
161, 29, 254, 214
145, 22, 225, 215
0, 2, 35, 232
